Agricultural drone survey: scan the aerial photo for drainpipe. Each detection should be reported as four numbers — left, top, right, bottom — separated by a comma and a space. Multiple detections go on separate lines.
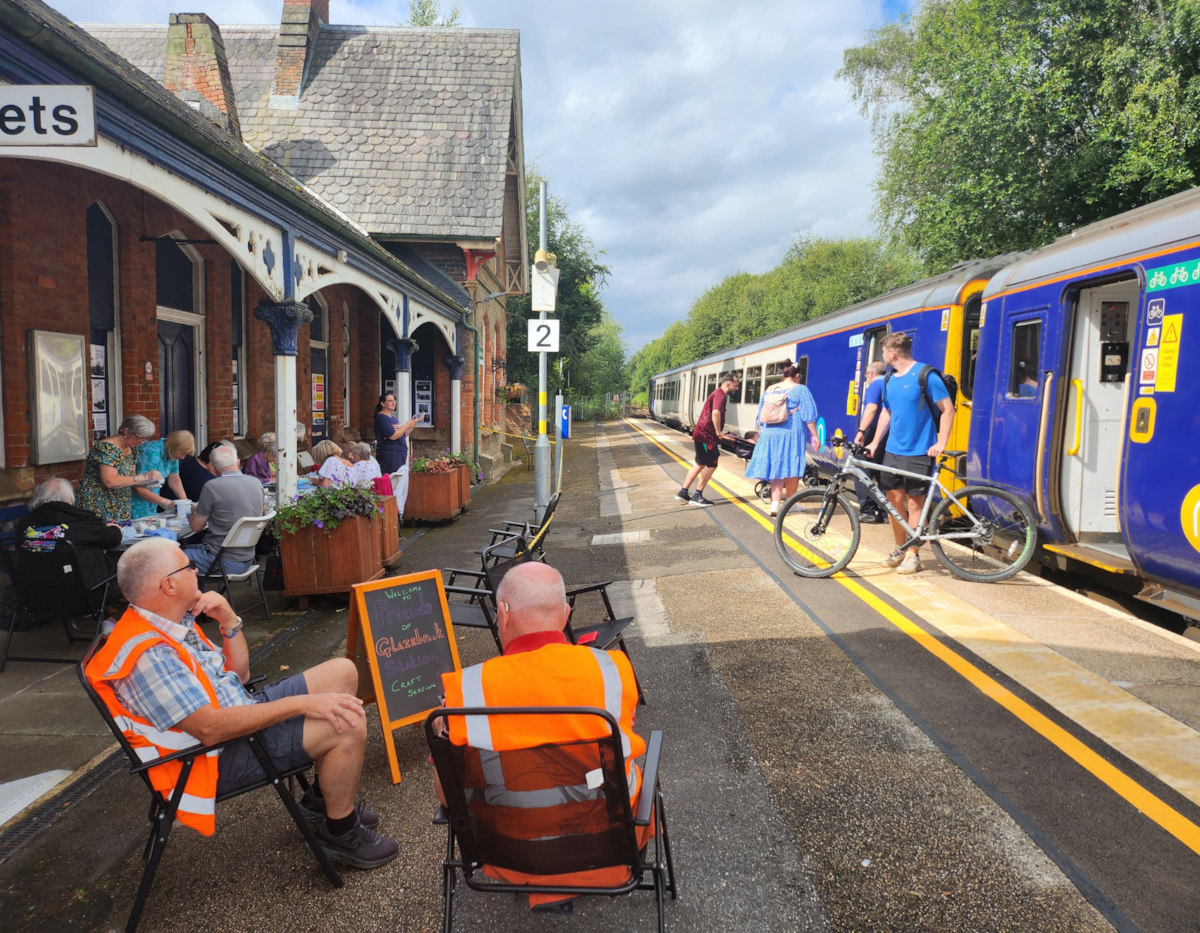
465, 289, 506, 469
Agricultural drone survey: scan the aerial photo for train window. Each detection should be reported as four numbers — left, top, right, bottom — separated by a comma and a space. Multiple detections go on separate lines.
959, 295, 982, 401
865, 326, 888, 366
796, 357, 808, 385
706, 373, 717, 398
765, 361, 789, 390
1008, 319, 1042, 398
744, 366, 763, 405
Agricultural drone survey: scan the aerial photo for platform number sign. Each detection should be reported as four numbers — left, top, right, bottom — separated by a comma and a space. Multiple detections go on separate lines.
527, 318, 560, 353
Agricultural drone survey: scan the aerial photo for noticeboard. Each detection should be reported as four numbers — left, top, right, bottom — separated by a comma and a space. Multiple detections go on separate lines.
346, 571, 462, 784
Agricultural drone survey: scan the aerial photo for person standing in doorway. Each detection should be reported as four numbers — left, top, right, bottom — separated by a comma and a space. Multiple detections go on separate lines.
866, 333, 954, 575
853, 362, 888, 524
674, 372, 739, 508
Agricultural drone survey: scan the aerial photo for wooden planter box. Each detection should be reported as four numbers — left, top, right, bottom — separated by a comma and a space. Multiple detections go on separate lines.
457, 464, 472, 509
281, 513, 385, 597
378, 494, 401, 565
407, 469, 461, 521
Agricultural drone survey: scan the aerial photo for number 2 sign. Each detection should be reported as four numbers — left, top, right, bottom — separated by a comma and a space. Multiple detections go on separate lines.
527, 318, 560, 353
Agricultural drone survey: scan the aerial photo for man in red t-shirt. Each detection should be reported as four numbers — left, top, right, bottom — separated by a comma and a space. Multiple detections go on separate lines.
675, 372, 739, 507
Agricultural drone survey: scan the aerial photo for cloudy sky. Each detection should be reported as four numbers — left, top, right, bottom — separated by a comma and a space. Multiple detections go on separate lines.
56, 0, 909, 352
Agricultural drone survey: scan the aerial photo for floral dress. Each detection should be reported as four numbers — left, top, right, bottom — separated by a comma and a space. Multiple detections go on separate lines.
131, 439, 179, 520
744, 384, 819, 482
77, 440, 136, 522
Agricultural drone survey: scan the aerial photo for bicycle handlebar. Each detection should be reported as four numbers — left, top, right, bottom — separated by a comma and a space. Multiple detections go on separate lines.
830, 435, 961, 463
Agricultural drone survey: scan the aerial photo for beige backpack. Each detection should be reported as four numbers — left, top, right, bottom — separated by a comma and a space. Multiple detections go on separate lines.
759, 387, 791, 425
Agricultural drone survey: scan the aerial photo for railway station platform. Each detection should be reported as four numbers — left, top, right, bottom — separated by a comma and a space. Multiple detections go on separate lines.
2, 421, 1199, 931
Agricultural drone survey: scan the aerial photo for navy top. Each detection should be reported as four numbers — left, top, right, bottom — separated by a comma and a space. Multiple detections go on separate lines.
375, 412, 407, 462
178, 455, 216, 501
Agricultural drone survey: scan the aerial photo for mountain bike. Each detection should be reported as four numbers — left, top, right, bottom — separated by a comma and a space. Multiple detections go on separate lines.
773, 439, 1037, 582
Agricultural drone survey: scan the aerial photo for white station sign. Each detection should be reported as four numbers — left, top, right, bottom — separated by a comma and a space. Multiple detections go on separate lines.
0, 86, 96, 146
531, 265, 560, 313
527, 318, 561, 353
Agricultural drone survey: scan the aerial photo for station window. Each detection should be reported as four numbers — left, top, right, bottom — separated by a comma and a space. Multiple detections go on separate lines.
1009, 319, 1042, 398
744, 366, 763, 405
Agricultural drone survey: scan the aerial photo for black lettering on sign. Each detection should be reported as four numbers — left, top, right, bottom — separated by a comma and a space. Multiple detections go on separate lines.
52, 105, 78, 136
28, 96, 46, 135
0, 105, 25, 135
535, 323, 552, 348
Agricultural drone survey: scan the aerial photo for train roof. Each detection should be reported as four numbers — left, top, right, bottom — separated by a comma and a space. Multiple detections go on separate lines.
984, 183, 1200, 300
651, 254, 1020, 381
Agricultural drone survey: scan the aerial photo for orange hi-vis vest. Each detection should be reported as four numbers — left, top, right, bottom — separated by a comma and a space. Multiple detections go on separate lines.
441, 641, 646, 847
86, 607, 222, 836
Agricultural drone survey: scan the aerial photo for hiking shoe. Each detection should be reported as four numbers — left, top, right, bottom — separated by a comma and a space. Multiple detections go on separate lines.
299, 788, 379, 828
674, 487, 691, 503
896, 551, 922, 575
859, 511, 887, 524
316, 814, 399, 869
689, 491, 713, 508
882, 550, 904, 568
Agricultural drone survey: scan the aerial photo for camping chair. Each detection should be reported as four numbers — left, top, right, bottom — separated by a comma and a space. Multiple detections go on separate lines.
77, 633, 342, 933
196, 513, 275, 620
444, 540, 646, 705
475, 492, 560, 565
1, 539, 114, 673
425, 707, 676, 933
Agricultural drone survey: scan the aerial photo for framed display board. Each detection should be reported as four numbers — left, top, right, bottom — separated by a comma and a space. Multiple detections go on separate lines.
28, 330, 88, 464
347, 570, 462, 784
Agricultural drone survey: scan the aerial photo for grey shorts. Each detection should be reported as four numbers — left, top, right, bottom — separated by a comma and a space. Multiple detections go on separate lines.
215, 673, 313, 797
878, 452, 935, 496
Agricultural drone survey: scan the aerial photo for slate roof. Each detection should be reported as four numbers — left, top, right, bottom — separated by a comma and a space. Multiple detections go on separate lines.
84, 23, 522, 241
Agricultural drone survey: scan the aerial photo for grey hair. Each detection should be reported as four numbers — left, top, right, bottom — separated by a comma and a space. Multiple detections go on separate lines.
30, 477, 74, 508
118, 415, 156, 439
210, 443, 238, 472
259, 432, 277, 452
117, 538, 183, 602
495, 562, 568, 618
867, 361, 886, 377
352, 442, 372, 461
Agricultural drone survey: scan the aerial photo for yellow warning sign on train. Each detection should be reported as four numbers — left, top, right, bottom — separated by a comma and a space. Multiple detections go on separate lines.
1182, 484, 1200, 555
1155, 314, 1181, 393
846, 380, 858, 416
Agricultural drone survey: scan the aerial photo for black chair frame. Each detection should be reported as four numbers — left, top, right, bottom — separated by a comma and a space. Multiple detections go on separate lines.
478, 491, 560, 564
425, 706, 676, 933
1, 539, 114, 673
77, 634, 342, 933
196, 541, 271, 621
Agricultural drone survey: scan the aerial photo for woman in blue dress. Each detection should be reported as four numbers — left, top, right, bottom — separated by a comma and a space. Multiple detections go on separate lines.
744, 363, 819, 516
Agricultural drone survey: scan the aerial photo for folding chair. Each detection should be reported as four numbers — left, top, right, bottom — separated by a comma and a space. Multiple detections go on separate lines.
298, 450, 315, 473
472, 492, 560, 567
426, 707, 677, 933
196, 513, 275, 620
78, 633, 343, 933
1, 539, 113, 673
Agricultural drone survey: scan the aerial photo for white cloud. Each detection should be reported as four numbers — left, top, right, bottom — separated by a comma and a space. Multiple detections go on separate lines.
55, 0, 902, 351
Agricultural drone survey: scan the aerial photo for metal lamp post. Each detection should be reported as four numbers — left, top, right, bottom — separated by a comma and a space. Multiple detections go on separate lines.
532, 181, 559, 522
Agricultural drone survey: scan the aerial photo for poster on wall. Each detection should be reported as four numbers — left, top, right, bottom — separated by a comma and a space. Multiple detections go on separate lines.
30, 330, 89, 464
414, 379, 433, 427
312, 373, 325, 426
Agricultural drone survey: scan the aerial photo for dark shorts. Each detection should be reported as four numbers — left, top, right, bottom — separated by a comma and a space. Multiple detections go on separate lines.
215, 673, 312, 797
693, 440, 719, 468
879, 452, 934, 496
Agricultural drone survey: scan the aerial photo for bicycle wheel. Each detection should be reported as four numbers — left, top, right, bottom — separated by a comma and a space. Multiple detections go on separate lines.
775, 488, 860, 578
928, 485, 1037, 582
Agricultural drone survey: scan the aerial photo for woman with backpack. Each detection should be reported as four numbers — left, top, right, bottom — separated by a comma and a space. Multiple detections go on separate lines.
744, 362, 819, 516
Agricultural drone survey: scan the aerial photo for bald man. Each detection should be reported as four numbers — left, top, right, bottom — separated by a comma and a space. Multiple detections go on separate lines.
89, 539, 397, 867
437, 562, 647, 913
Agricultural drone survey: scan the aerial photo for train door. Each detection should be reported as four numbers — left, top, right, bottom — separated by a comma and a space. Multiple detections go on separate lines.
1059, 281, 1137, 550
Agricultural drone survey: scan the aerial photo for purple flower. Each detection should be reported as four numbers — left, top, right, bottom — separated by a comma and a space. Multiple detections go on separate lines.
314, 519, 325, 529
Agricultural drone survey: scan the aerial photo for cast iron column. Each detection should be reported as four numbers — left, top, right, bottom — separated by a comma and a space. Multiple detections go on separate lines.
445, 354, 466, 456
254, 299, 313, 505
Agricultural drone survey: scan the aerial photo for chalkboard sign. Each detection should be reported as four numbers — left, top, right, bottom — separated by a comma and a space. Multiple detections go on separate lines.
348, 570, 461, 784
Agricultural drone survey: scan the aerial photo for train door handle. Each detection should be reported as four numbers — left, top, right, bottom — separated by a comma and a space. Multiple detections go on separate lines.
1067, 379, 1084, 456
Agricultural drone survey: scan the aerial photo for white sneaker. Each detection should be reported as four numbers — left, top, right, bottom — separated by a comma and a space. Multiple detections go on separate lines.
896, 551, 922, 575
882, 550, 904, 568
769, 503, 779, 517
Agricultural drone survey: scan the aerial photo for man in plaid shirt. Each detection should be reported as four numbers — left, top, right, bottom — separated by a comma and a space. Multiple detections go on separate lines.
107, 538, 398, 868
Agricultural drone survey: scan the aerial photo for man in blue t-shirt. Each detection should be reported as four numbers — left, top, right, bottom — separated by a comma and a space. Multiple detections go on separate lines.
866, 332, 954, 575
852, 361, 888, 523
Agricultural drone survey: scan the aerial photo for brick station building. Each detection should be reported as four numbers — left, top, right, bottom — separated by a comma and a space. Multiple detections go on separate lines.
0, 0, 526, 506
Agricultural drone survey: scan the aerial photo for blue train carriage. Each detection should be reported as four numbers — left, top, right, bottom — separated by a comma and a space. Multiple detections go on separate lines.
973, 188, 1200, 622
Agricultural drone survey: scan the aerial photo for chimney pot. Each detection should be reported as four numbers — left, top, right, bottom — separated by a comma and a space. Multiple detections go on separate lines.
271, 0, 328, 106
162, 12, 241, 139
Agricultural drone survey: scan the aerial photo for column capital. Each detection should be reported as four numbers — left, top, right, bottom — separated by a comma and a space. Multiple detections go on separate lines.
253, 299, 313, 356
386, 336, 418, 372
444, 354, 467, 381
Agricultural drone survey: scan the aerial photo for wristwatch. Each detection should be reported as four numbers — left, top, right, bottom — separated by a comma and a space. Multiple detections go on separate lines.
220, 617, 244, 639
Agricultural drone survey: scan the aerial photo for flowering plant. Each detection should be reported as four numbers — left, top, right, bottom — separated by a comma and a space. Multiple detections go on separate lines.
411, 455, 457, 474
274, 484, 381, 535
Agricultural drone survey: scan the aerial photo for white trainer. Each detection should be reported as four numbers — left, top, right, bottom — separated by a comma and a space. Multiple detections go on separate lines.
896, 551, 922, 575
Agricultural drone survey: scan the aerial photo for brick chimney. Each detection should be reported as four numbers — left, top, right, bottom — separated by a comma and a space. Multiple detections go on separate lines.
163, 13, 241, 139
270, 0, 328, 108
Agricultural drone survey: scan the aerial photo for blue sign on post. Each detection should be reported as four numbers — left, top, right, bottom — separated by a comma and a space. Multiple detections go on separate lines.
560, 405, 572, 439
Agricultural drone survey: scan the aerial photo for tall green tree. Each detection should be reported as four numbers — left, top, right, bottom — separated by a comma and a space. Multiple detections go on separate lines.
506, 167, 612, 394
404, 0, 461, 27
570, 312, 628, 399
839, 0, 1200, 271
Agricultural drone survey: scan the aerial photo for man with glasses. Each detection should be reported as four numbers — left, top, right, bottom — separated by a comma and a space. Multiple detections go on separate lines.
85, 539, 398, 867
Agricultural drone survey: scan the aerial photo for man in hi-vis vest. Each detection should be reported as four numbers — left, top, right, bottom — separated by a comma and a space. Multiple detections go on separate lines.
87, 539, 398, 868
438, 562, 648, 914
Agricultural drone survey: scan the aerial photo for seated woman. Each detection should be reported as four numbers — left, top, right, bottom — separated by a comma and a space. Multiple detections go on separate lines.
243, 432, 276, 483
16, 477, 122, 592
313, 439, 353, 488
179, 442, 219, 501
76, 415, 163, 523
132, 430, 195, 519
346, 442, 382, 486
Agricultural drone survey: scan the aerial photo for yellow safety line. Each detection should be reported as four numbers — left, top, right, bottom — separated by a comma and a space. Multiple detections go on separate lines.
620, 418, 1200, 855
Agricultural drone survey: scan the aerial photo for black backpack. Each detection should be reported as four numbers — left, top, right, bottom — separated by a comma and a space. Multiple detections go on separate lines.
883, 365, 957, 423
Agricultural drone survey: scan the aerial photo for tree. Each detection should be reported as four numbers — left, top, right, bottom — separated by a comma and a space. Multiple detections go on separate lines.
404, 0, 461, 27
506, 166, 612, 394
627, 235, 920, 403
839, 1, 1200, 271
570, 312, 628, 399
